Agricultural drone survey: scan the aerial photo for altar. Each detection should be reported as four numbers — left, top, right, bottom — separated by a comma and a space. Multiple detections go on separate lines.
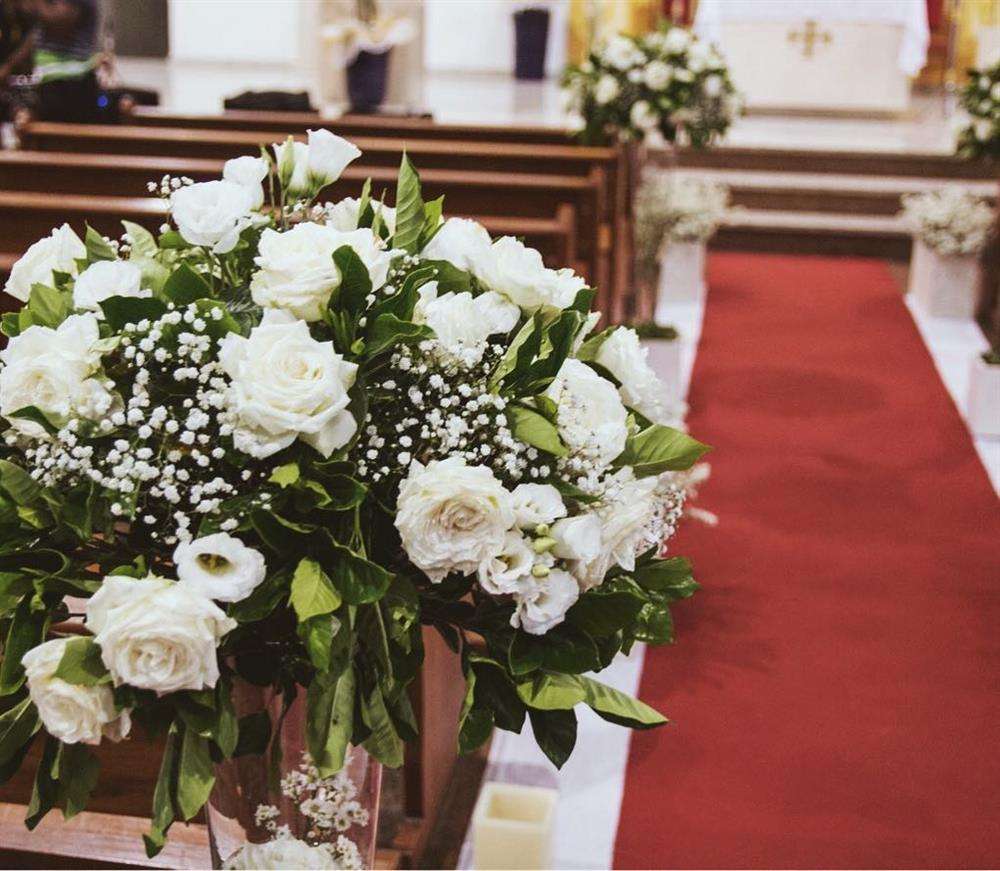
694, 0, 930, 115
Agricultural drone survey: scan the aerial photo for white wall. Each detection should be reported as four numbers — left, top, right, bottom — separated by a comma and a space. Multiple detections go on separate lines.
167, 0, 308, 64
424, 0, 567, 76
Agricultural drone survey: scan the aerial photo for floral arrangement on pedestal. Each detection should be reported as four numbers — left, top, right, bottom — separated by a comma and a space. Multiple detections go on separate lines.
954, 61, 1000, 160
0, 129, 708, 866
562, 23, 740, 146
900, 187, 994, 257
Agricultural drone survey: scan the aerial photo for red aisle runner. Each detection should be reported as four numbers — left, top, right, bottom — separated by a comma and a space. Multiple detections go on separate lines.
613, 253, 1000, 869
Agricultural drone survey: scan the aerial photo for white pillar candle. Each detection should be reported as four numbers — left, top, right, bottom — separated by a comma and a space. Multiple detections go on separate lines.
472, 782, 557, 870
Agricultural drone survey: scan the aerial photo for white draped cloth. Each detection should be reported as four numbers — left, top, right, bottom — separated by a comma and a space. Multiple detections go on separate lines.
693, 0, 930, 76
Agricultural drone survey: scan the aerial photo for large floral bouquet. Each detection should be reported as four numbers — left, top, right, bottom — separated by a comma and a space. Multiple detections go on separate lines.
0, 130, 707, 860
900, 186, 995, 257
563, 23, 740, 146
955, 61, 1000, 160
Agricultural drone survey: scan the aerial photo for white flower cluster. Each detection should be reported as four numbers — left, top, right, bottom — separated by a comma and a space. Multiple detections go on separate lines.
954, 63, 1000, 159
637, 172, 730, 244
279, 752, 370, 839
901, 187, 995, 257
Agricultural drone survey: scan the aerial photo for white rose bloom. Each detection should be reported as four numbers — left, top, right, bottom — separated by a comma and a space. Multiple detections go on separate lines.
174, 533, 267, 603
223, 836, 345, 870
0, 313, 115, 438
273, 138, 311, 197
170, 180, 255, 254
395, 457, 515, 582
326, 197, 397, 234
306, 128, 362, 190
551, 513, 603, 564
477, 531, 537, 595
703, 74, 723, 98
21, 638, 131, 746
251, 223, 397, 322
420, 217, 494, 272
644, 60, 674, 90
512, 569, 580, 635
544, 358, 628, 469
417, 288, 520, 365
510, 483, 567, 529
602, 35, 644, 70
664, 28, 691, 53
974, 118, 993, 141
219, 310, 358, 459
991, 82, 1000, 102
223, 155, 269, 210
72, 260, 148, 312
87, 575, 236, 696
479, 236, 585, 311
4, 223, 85, 303
630, 100, 659, 132
595, 327, 675, 425
594, 74, 620, 105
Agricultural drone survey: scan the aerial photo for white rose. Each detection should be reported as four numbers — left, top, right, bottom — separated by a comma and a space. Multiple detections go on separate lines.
479, 236, 586, 311
72, 260, 148, 312
219, 310, 358, 459
417, 288, 520, 365
87, 575, 236, 696
4, 224, 85, 303
223, 155, 269, 210
477, 531, 537, 595
0, 313, 115, 438
594, 74, 620, 105
273, 138, 310, 197
544, 358, 628, 469
603, 35, 644, 70
595, 327, 675, 424
395, 457, 515, 582
420, 217, 494, 272
644, 60, 674, 90
21, 638, 131, 746
170, 180, 255, 254
251, 223, 397, 322
551, 513, 603, 563
511, 569, 579, 635
664, 28, 691, 53
306, 128, 362, 190
326, 197, 397, 234
223, 836, 342, 870
630, 100, 659, 132
510, 483, 567, 529
974, 118, 993, 141
703, 74, 723, 98
174, 533, 267, 603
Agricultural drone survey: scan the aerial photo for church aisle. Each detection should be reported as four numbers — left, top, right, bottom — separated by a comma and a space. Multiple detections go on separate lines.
613, 253, 1000, 869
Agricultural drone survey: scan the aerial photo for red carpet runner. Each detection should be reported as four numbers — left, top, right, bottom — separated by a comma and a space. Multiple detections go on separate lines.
613, 253, 1000, 869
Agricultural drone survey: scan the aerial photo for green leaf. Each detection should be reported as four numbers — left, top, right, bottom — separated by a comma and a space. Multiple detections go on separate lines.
616, 425, 711, 475
25, 735, 59, 829
361, 685, 405, 768
122, 221, 158, 258
0, 600, 47, 696
84, 225, 116, 263
144, 726, 178, 857
6, 406, 59, 436
57, 743, 99, 819
100, 295, 168, 333
633, 600, 674, 645
1, 312, 23, 338
176, 727, 215, 821
52, 637, 110, 687
320, 540, 393, 605
579, 676, 667, 730
364, 313, 433, 358
290, 558, 342, 623
0, 460, 42, 506
269, 462, 300, 488
515, 672, 587, 711
215, 683, 239, 759
306, 664, 355, 775
633, 557, 699, 600
27, 284, 70, 328
457, 666, 493, 754
393, 152, 424, 254
420, 195, 445, 247
0, 696, 40, 769
162, 262, 212, 306
233, 712, 271, 757
311, 474, 367, 511
567, 581, 645, 638
331, 245, 373, 319
510, 624, 601, 676
506, 404, 568, 457
528, 708, 577, 769
298, 613, 341, 671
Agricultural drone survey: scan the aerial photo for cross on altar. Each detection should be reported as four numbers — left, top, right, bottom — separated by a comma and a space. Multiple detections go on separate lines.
787, 19, 832, 59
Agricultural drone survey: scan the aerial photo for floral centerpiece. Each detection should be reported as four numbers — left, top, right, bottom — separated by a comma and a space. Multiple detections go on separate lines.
954, 61, 1000, 161
900, 187, 994, 257
562, 22, 740, 146
0, 129, 708, 867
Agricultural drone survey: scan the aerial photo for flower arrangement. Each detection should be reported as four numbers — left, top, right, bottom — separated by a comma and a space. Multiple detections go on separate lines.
0, 129, 708, 860
954, 61, 1000, 160
562, 23, 740, 146
900, 187, 995, 257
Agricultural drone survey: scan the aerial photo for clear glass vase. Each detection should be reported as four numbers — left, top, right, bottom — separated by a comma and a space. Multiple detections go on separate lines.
206, 680, 381, 870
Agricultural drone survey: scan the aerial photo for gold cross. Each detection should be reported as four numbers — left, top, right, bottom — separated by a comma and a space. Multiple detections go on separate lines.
788, 20, 833, 59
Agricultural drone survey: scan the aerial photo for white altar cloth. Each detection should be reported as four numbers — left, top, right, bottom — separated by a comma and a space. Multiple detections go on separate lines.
694, 0, 930, 76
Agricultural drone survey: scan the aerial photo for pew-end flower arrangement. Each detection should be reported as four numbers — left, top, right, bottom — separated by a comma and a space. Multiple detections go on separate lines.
0, 129, 708, 866
954, 61, 1000, 160
563, 22, 740, 146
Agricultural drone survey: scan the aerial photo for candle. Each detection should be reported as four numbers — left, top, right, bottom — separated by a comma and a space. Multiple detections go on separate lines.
472, 782, 557, 870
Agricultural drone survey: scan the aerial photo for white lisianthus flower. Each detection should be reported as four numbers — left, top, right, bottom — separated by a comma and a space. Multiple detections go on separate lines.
218, 310, 358, 459
170, 180, 255, 254
21, 638, 131, 746
251, 223, 398, 322
273, 138, 310, 197
477, 531, 537, 595
644, 60, 674, 90
72, 260, 148, 312
595, 327, 675, 425
86, 575, 236, 696
512, 569, 580, 635
3, 223, 85, 303
594, 74, 620, 105
395, 456, 515, 582
550, 513, 603, 564
0, 313, 115, 438
602, 35, 644, 70
223, 836, 345, 871
664, 27, 691, 54
417, 288, 520, 365
510, 483, 567, 529
223, 155, 269, 210
306, 128, 362, 190
326, 197, 397, 234
174, 533, 267, 603
420, 217, 494, 272
544, 358, 628, 469
479, 236, 586, 311
630, 100, 659, 132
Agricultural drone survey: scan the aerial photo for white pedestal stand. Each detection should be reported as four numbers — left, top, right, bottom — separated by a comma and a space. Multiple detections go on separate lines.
655, 239, 706, 319
908, 239, 983, 319
642, 336, 684, 402
967, 355, 1000, 438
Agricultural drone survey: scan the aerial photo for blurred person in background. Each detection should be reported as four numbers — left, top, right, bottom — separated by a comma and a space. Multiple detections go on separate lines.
0, 0, 36, 121
32, 0, 101, 122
